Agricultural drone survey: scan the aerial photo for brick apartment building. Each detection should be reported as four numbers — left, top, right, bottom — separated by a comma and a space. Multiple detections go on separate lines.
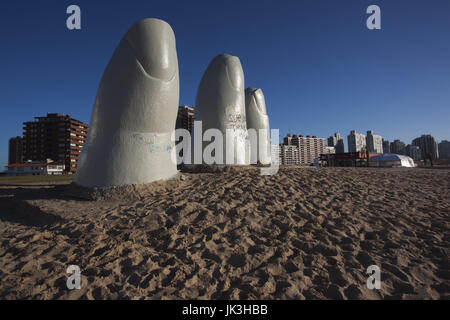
23, 113, 89, 174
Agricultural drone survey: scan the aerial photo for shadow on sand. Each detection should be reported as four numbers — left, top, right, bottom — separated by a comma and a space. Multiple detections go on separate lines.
0, 196, 64, 228
0, 183, 91, 227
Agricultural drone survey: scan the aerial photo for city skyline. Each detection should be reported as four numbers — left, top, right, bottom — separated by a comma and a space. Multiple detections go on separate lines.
282, 129, 445, 154
1, 0, 450, 169
3, 110, 448, 169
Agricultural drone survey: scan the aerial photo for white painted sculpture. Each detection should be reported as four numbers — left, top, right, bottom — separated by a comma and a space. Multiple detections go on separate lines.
245, 87, 271, 165
195, 54, 249, 165
75, 18, 179, 187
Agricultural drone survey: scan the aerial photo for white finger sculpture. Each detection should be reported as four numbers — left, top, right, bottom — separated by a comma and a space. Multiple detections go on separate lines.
75, 18, 179, 187
195, 54, 249, 165
245, 87, 271, 165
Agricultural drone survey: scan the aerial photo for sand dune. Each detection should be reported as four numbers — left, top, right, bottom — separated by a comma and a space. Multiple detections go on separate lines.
0, 167, 449, 299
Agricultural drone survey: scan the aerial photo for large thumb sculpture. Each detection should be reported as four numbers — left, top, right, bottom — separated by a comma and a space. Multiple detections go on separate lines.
75, 18, 179, 188
245, 87, 271, 165
195, 54, 249, 165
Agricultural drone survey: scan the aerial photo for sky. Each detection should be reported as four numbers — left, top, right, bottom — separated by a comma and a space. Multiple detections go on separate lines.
1, 0, 449, 168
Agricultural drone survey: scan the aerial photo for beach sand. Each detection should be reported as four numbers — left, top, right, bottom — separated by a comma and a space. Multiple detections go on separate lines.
0, 167, 449, 299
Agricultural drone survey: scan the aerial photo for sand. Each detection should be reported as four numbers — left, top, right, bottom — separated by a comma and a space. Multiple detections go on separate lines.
0, 167, 449, 299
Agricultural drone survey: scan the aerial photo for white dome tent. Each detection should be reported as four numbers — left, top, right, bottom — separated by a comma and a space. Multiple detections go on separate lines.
369, 153, 416, 168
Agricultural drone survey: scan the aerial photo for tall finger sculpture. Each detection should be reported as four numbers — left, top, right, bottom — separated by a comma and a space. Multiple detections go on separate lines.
245, 87, 271, 165
75, 18, 179, 187
195, 54, 249, 165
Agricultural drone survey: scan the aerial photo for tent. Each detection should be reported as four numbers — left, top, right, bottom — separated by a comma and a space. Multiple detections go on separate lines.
369, 153, 416, 168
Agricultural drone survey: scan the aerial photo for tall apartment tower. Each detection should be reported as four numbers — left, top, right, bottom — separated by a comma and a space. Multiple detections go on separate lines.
289, 134, 326, 165
23, 113, 89, 174
412, 134, 439, 160
438, 140, 450, 159
8, 136, 23, 164
280, 144, 299, 165
176, 105, 194, 133
283, 133, 293, 146
366, 130, 383, 153
281, 134, 298, 165
391, 139, 406, 155
328, 132, 345, 153
382, 139, 390, 154
347, 130, 366, 153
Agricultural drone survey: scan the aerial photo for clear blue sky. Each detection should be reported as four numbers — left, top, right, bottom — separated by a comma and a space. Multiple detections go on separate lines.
1, 0, 449, 168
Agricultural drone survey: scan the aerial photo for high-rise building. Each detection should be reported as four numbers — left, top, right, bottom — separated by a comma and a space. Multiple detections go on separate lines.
176, 105, 194, 133
382, 139, 390, 154
412, 134, 439, 160
8, 136, 23, 165
406, 144, 421, 160
280, 144, 299, 165
289, 134, 326, 165
335, 139, 345, 154
391, 139, 406, 155
438, 140, 450, 159
23, 113, 89, 174
283, 133, 293, 146
347, 130, 366, 153
328, 134, 337, 147
366, 130, 383, 153
328, 132, 345, 153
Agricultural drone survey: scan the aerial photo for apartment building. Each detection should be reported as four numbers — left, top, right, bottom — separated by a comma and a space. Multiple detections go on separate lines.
8, 136, 23, 164
347, 130, 366, 153
23, 113, 89, 174
279, 144, 299, 166
366, 130, 383, 153
282, 134, 326, 165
